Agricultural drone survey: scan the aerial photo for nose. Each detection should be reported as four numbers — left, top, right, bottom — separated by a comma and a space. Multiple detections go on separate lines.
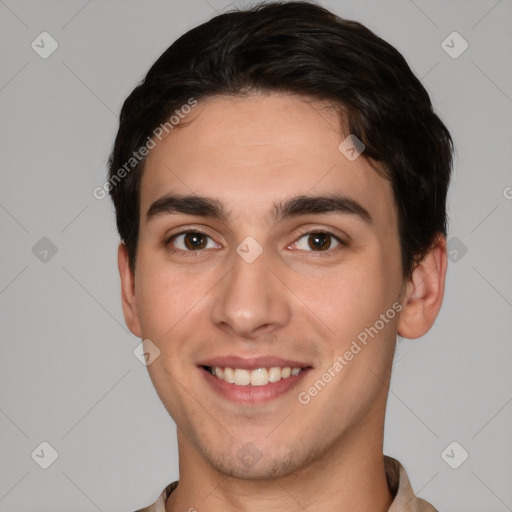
211, 250, 291, 339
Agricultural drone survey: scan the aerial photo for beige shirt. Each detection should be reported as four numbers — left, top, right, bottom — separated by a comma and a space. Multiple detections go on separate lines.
135, 455, 438, 512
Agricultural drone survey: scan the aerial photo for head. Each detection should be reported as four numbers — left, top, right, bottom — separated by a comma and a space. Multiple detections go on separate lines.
109, 1, 452, 480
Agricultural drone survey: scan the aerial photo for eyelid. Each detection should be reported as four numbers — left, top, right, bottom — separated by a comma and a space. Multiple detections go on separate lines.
164, 225, 219, 243
294, 222, 348, 240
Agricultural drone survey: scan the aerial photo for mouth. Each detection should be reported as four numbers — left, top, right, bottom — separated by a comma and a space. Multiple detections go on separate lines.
202, 365, 305, 386
198, 357, 312, 403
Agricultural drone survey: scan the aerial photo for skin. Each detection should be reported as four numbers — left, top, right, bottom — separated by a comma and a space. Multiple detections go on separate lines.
118, 93, 447, 512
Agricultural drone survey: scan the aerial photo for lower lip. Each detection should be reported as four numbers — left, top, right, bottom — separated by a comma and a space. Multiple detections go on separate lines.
200, 367, 311, 404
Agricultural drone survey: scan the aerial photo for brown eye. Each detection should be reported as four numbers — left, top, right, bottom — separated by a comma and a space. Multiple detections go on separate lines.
168, 232, 219, 252
183, 233, 207, 250
294, 232, 341, 252
307, 233, 331, 251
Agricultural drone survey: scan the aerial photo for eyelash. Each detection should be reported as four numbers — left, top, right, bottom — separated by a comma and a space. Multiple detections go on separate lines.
164, 228, 347, 258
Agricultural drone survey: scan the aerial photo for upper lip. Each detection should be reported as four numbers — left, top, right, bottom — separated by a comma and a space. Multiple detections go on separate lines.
198, 356, 312, 370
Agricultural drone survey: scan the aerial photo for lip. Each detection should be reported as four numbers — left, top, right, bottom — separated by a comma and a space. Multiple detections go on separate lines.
200, 366, 311, 403
197, 356, 311, 371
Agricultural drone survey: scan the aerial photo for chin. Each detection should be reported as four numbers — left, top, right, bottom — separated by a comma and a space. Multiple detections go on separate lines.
196, 437, 326, 481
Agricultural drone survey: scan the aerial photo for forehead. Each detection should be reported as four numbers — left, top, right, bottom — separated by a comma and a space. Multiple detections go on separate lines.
140, 93, 396, 231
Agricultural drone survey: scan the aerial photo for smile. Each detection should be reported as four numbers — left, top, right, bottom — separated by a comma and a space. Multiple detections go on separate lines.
205, 366, 304, 386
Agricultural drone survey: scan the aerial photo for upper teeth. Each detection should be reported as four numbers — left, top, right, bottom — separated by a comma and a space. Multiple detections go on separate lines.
211, 366, 303, 386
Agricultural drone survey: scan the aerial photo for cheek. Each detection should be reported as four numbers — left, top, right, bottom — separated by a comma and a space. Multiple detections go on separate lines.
317, 250, 400, 348
134, 257, 195, 340
133, 250, 221, 357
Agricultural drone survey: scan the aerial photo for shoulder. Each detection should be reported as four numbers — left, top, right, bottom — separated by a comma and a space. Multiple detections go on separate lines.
385, 456, 438, 512
133, 481, 179, 512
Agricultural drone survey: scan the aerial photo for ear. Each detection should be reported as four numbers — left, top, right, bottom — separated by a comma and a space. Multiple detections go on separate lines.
118, 242, 142, 338
397, 234, 448, 339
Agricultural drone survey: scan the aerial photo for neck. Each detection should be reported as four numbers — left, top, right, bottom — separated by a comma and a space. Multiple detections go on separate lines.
166, 401, 393, 512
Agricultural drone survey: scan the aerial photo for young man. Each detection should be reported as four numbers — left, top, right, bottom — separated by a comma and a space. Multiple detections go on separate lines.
107, 2, 453, 511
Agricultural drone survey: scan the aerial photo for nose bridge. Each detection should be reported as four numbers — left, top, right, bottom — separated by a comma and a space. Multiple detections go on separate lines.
211, 248, 290, 337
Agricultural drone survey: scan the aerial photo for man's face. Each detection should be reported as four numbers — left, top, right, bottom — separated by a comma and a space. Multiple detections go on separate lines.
125, 93, 405, 479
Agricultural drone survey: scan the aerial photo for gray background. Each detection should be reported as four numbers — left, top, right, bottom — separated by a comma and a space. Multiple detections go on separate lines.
1, 0, 511, 510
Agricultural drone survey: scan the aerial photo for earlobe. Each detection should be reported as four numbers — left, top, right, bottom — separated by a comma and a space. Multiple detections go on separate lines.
397, 234, 448, 339
118, 242, 142, 338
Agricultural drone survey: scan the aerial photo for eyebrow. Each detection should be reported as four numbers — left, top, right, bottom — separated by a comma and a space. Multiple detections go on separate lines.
145, 193, 373, 226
